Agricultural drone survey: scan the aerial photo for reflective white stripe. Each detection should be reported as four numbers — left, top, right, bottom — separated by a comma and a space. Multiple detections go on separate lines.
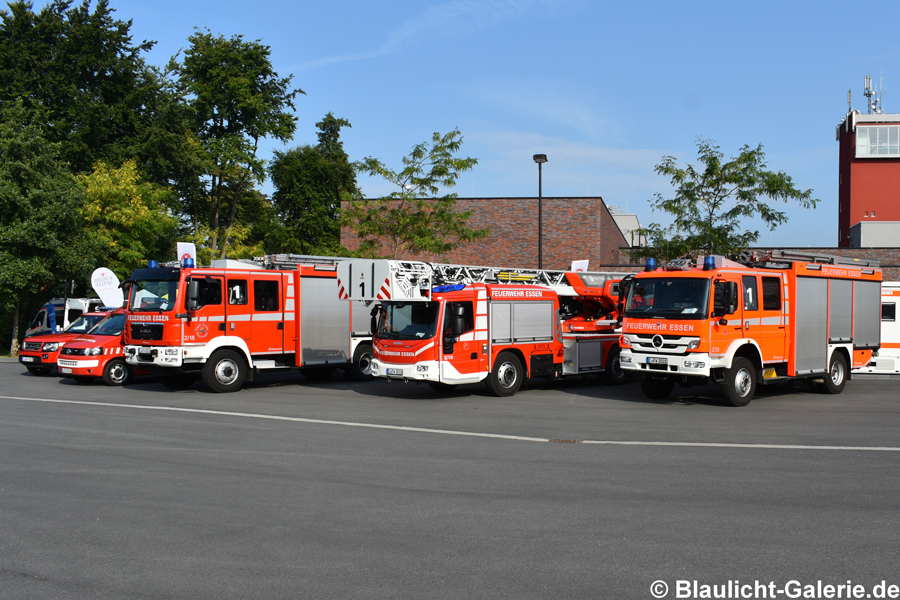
198, 317, 208, 322
284, 313, 295, 321
207, 315, 225, 322
414, 342, 435, 356
477, 290, 487, 299
475, 331, 488, 340
761, 316, 782, 325
287, 286, 294, 297
744, 318, 761, 325
252, 313, 283, 321
285, 299, 295, 311
475, 316, 487, 329
476, 301, 487, 316
287, 274, 293, 284
459, 332, 474, 341
229, 314, 251, 321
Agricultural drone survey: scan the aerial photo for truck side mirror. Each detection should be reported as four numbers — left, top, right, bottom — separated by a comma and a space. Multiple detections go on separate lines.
725, 281, 738, 315
187, 280, 199, 310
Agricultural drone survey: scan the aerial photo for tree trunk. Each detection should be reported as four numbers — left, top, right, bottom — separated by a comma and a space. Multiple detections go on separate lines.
219, 175, 248, 260
209, 175, 220, 252
9, 302, 20, 357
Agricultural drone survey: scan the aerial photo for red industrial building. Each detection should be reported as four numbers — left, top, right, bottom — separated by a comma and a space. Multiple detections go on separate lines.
836, 82, 900, 247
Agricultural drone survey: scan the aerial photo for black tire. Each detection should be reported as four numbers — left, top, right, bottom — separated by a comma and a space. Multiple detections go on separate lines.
201, 349, 246, 393
158, 374, 196, 390
72, 376, 94, 384
26, 366, 52, 376
428, 381, 457, 392
722, 357, 756, 407
486, 351, 524, 397
348, 343, 374, 381
102, 358, 131, 386
639, 376, 674, 400
603, 345, 627, 385
821, 352, 848, 395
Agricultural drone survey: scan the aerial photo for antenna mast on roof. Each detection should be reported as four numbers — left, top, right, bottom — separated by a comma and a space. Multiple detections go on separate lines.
864, 75, 885, 114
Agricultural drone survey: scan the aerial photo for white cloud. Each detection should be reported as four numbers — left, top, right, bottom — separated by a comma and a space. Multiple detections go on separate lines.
298, 0, 557, 70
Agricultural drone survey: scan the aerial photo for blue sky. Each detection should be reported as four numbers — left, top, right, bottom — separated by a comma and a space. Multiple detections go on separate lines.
111, 0, 899, 248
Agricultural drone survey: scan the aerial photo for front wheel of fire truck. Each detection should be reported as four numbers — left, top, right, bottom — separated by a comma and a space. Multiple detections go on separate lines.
639, 376, 674, 400
102, 358, 131, 386
603, 346, 627, 385
822, 352, 848, 395
486, 352, 524, 397
348, 343, 375, 381
202, 349, 246, 393
722, 357, 756, 407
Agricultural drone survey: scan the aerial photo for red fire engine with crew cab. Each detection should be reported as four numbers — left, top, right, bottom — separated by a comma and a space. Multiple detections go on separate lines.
337, 259, 631, 396
618, 250, 882, 406
123, 255, 374, 392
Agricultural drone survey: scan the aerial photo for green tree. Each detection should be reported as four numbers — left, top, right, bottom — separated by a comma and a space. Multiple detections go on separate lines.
171, 29, 302, 258
0, 0, 157, 173
0, 102, 96, 355
344, 128, 488, 259
77, 160, 179, 278
268, 113, 359, 254
633, 139, 818, 260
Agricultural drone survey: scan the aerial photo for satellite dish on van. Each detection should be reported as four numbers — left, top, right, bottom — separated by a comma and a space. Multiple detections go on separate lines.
91, 268, 124, 308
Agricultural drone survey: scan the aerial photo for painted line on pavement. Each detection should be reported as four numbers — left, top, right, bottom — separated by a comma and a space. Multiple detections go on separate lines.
2, 395, 900, 452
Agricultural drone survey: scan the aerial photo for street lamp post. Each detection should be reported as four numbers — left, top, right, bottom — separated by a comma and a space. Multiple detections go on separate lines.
533, 154, 548, 269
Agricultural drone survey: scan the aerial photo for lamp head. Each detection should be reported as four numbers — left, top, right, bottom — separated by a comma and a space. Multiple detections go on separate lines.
533, 154, 548, 164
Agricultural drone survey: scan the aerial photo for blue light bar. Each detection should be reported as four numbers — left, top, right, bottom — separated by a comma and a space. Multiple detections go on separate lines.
433, 284, 465, 293
182, 257, 195, 268
644, 258, 657, 272
147, 260, 159, 268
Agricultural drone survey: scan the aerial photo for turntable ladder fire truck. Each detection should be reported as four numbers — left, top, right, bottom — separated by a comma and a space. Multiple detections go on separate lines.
618, 250, 883, 406
337, 259, 631, 396
123, 254, 373, 392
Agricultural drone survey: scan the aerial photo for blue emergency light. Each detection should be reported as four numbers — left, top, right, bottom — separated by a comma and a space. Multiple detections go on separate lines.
183, 257, 195, 268
147, 260, 159, 268
433, 284, 466, 293
644, 258, 657, 272
703, 255, 716, 271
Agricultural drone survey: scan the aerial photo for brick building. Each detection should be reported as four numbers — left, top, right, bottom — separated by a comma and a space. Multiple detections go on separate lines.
340, 196, 633, 271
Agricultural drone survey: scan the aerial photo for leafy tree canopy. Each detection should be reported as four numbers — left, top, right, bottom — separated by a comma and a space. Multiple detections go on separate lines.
634, 139, 818, 260
77, 160, 179, 278
344, 128, 488, 259
268, 113, 358, 255
0, 0, 156, 173
170, 28, 302, 258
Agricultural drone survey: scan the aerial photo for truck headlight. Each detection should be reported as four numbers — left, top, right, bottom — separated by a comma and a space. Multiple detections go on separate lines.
684, 361, 706, 369
687, 339, 700, 350
86, 347, 102, 356
619, 355, 633, 364
42, 342, 59, 352
165, 348, 179, 356
417, 365, 428, 372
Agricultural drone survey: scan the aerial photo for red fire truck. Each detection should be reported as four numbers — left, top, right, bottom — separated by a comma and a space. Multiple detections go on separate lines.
123, 255, 373, 392
19, 310, 111, 375
57, 309, 149, 385
618, 250, 883, 406
337, 259, 630, 396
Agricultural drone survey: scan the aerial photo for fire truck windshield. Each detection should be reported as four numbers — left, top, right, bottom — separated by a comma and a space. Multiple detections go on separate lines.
377, 302, 440, 340
129, 279, 179, 312
88, 314, 126, 336
625, 277, 711, 320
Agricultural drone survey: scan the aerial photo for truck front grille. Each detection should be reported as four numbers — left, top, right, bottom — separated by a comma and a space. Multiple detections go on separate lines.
130, 323, 164, 341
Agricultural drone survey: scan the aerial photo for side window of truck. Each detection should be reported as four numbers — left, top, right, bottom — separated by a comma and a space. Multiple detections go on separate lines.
884, 303, 896, 322
762, 277, 781, 311
254, 280, 280, 312
196, 278, 222, 308
443, 301, 474, 337
228, 279, 248, 305
741, 276, 758, 311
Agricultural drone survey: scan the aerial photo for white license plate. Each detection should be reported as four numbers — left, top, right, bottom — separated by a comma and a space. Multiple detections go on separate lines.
647, 357, 668, 365
386, 368, 403, 375
20, 356, 34, 362
61, 368, 72, 374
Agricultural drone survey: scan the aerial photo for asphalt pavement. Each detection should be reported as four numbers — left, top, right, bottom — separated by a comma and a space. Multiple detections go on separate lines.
1, 362, 899, 600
